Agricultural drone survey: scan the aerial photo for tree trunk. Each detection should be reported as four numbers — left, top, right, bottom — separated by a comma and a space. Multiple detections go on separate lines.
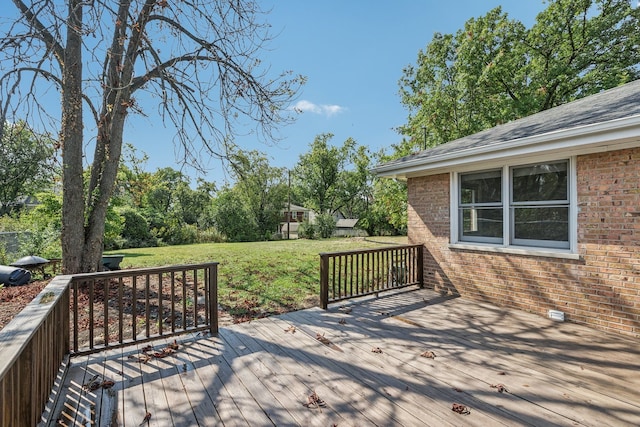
61, 0, 84, 274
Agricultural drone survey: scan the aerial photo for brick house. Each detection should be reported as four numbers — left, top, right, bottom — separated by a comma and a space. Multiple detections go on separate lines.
374, 81, 640, 337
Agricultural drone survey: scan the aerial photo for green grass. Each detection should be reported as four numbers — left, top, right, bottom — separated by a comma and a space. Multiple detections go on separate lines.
107, 236, 407, 321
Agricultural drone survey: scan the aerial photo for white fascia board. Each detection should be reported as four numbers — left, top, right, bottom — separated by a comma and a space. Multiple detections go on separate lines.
375, 114, 640, 180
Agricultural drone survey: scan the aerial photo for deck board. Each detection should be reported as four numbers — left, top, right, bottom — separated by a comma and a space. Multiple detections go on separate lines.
46, 288, 640, 426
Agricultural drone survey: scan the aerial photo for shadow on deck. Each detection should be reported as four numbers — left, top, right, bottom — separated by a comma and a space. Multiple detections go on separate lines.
45, 288, 640, 426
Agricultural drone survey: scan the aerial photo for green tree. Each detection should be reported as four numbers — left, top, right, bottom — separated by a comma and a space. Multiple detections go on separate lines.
212, 186, 257, 242
0, 122, 56, 214
398, 0, 640, 150
1, 0, 303, 273
293, 133, 360, 215
231, 151, 288, 240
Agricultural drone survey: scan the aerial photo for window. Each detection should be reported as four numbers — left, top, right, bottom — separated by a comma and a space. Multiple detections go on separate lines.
455, 159, 572, 251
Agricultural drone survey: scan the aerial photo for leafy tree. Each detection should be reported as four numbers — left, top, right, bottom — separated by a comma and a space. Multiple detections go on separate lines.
293, 133, 361, 215
212, 187, 257, 242
1, 0, 303, 273
230, 150, 288, 240
315, 213, 337, 239
398, 0, 640, 150
0, 122, 56, 214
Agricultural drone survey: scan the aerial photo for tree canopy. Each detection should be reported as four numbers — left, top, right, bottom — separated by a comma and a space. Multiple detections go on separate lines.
398, 0, 640, 149
1, 0, 303, 273
0, 122, 56, 215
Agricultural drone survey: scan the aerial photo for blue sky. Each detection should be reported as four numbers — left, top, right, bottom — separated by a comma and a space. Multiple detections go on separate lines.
128, 1, 549, 185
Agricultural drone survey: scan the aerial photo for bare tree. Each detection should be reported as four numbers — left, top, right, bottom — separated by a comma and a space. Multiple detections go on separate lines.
1, 0, 303, 273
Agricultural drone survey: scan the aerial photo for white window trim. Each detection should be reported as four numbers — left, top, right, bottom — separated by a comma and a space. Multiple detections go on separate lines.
449, 156, 579, 259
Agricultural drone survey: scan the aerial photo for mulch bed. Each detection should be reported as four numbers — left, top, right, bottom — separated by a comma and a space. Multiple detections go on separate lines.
0, 280, 49, 330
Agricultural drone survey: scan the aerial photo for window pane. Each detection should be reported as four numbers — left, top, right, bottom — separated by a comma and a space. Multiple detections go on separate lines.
460, 170, 501, 204
513, 207, 568, 242
512, 162, 567, 202
460, 208, 503, 238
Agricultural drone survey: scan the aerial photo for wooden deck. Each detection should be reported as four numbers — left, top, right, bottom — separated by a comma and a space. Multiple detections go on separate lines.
45, 288, 640, 426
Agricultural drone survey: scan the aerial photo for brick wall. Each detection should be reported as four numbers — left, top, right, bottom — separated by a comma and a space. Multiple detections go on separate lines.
408, 147, 640, 337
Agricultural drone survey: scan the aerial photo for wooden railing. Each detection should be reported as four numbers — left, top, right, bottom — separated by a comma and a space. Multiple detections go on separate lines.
0, 276, 70, 427
0, 262, 218, 426
320, 244, 423, 308
70, 263, 219, 355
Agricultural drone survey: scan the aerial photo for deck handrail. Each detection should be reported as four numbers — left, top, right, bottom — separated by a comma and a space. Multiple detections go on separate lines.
69, 262, 219, 355
0, 275, 70, 427
320, 244, 423, 308
0, 262, 219, 426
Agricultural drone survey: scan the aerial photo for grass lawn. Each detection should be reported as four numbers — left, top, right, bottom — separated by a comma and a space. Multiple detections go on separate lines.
108, 236, 407, 322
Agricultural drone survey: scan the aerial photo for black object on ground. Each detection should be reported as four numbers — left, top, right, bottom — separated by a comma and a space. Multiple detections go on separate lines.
0, 265, 32, 286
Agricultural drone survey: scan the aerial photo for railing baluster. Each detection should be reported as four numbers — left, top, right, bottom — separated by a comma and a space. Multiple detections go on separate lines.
193, 268, 198, 327
170, 271, 176, 334
181, 269, 187, 331
132, 275, 137, 339
118, 277, 124, 343
145, 273, 151, 338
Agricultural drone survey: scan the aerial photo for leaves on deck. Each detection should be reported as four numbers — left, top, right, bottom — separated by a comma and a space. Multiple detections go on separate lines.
452, 403, 470, 415
490, 383, 508, 393
303, 391, 326, 410
371, 346, 383, 353
420, 350, 436, 359
82, 374, 115, 391
316, 332, 331, 345
139, 411, 152, 425
338, 319, 347, 325
284, 325, 297, 334
128, 341, 180, 363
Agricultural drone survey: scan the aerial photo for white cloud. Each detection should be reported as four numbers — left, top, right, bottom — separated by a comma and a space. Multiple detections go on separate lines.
291, 100, 345, 117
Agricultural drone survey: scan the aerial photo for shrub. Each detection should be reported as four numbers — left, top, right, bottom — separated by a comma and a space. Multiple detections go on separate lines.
316, 213, 337, 239
298, 220, 316, 239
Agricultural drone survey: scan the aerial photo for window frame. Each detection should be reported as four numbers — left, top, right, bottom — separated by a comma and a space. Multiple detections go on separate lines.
450, 156, 577, 257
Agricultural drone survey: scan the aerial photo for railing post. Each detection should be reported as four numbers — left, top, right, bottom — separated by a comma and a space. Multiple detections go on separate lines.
320, 253, 329, 309
417, 245, 424, 288
209, 264, 219, 335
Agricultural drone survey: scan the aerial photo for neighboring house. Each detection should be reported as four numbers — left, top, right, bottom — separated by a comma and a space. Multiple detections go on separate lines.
334, 218, 367, 237
374, 80, 640, 337
280, 204, 366, 238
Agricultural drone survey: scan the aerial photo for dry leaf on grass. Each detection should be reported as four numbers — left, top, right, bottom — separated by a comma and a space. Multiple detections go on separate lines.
452, 403, 470, 415
420, 350, 436, 359
371, 347, 383, 353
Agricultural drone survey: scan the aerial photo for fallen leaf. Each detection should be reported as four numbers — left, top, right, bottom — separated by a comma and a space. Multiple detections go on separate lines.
139, 411, 151, 425
284, 325, 296, 334
303, 391, 326, 409
141, 345, 153, 353
371, 347, 383, 353
168, 340, 179, 350
497, 371, 506, 375
452, 403, 470, 415
316, 332, 331, 345
490, 383, 508, 393
453, 387, 463, 392
420, 350, 436, 359
101, 380, 115, 389
338, 319, 346, 325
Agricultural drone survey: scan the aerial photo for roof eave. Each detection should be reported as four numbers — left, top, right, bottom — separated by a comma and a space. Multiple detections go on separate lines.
373, 114, 640, 180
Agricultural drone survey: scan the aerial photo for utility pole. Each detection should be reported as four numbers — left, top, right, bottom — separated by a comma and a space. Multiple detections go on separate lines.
287, 169, 291, 240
